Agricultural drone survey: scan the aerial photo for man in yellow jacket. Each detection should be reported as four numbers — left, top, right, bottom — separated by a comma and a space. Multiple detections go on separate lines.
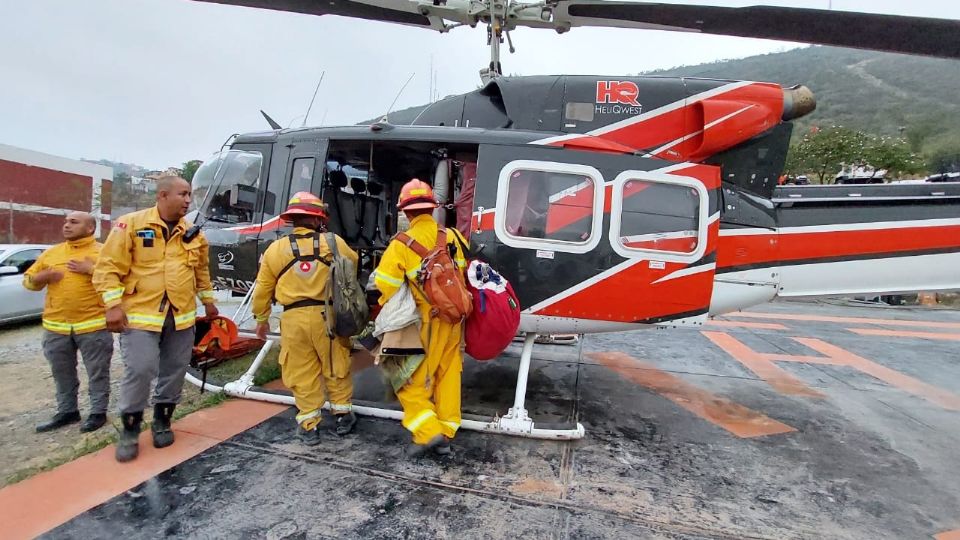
94, 175, 218, 462
252, 192, 358, 445
23, 211, 113, 433
373, 179, 469, 456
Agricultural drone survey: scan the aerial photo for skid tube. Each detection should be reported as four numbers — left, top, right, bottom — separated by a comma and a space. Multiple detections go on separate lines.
185, 328, 585, 440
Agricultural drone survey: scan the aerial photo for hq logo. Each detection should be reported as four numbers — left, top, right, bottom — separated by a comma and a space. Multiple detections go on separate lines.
596, 81, 640, 107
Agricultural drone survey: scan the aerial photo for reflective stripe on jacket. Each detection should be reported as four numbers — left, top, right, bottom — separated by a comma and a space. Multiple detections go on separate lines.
23, 237, 106, 335
93, 206, 214, 332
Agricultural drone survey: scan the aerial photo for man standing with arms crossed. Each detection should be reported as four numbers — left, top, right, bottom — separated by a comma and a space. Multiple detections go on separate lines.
24, 211, 113, 433
94, 175, 218, 462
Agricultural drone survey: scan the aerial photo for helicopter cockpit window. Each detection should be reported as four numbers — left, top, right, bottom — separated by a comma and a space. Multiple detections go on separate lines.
502, 168, 598, 246
192, 150, 265, 224
613, 177, 704, 259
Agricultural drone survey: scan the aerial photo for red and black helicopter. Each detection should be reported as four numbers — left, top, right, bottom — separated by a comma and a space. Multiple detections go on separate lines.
182, 1, 960, 439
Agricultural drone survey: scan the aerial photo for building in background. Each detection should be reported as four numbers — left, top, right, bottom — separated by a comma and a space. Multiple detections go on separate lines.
0, 143, 112, 243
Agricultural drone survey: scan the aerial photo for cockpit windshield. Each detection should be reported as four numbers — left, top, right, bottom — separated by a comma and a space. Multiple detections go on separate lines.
191, 150, 264, 224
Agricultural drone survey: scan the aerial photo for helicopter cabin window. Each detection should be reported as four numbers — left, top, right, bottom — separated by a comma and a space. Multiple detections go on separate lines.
611, 173, 707, 262
192, 150, 269, 224
496, 162, 603, 253
290, 157, 316, 195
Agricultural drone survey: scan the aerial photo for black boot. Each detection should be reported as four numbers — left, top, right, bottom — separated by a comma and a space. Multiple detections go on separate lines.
35, 411, 81, 433
116, 411, 143, 462
152, 403, 176, 448
433, 437, 452, 456
406, 434, 446, 458
80, 413, 107, 433
333, 412, 357, 436
298, 424, 321, 446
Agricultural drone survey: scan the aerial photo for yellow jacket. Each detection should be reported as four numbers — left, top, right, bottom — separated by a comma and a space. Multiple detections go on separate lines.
251, 227, 359, 322
93, 206, 215, 331
23, 236, 106, 334
373, 214, 469, 310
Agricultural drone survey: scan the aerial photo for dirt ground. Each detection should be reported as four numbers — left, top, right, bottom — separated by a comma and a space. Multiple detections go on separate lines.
0, 320, 212, 486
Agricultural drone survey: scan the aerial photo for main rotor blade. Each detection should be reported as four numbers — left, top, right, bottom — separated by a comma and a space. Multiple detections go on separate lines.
190, 0, 436, 28
554, 2, 960, 60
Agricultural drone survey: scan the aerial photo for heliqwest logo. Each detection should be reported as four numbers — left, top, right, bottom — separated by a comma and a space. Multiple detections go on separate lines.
596, 81, 640, 106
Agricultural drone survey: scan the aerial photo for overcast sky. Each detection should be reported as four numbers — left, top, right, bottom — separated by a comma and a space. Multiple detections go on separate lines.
1, 0, 958, 170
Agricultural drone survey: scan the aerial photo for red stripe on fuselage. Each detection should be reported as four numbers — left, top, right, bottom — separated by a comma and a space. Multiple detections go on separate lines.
718, 224, 960, 271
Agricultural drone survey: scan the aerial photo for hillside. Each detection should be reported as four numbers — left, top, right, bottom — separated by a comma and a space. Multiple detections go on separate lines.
646, 46, 960, 154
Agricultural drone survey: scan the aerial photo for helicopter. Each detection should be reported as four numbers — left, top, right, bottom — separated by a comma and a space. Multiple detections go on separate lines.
180, 1, 960, 439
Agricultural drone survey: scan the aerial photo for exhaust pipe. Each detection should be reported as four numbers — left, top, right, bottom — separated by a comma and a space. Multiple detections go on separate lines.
782, 85, 816, 121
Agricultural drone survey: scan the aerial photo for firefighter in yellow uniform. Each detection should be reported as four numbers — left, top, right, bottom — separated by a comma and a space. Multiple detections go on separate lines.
23, 211, 113, 433
252, 192, 358, 445
94, 176, 218, 462
373, 179, 469, 456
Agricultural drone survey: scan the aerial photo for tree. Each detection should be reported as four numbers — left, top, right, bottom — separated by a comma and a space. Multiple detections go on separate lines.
785, 127, 869, 183
181, 160, 202, 183
113, 172, 132, 198
862, 136, 922, 179
786, 127, 922, 182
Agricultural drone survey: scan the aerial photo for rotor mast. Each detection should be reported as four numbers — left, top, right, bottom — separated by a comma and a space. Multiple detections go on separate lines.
419, 0, 557, 84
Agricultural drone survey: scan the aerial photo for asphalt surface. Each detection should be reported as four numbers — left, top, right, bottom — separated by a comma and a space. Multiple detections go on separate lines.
43, 300, 960, 539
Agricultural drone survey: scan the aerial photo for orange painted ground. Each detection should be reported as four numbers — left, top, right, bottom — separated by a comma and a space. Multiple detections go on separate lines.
0, 399, 286, 540
589, 351, 796, 438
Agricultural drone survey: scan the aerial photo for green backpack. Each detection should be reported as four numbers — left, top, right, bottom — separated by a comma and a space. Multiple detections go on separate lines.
325, 232, 369, 338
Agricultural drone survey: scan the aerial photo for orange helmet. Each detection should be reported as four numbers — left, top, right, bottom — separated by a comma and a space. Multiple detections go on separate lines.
397, 179, 438, 211
280, 191, 328, 221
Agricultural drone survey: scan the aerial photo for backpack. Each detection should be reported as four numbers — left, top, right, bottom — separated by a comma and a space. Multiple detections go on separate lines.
464, 260, 521, 360
278, 232, 368, 337
325, 232, 369, 338
395, 228, 473, 324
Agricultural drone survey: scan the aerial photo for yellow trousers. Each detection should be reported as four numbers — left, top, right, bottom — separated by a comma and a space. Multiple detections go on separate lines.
397, 315, 463, 444
278, 306, 353, 430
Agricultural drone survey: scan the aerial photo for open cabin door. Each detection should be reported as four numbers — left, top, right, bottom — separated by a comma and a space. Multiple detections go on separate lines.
471, 143, 720, 331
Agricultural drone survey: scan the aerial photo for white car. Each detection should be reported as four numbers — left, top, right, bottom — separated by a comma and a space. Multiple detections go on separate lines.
0, 244, 52, 325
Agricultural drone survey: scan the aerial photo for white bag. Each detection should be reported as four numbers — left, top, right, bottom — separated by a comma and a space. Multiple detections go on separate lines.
373, 281, 421, 338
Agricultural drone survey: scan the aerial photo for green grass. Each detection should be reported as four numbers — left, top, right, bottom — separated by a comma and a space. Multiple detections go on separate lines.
205, 347, 282, 387
3, 347, 284, 488
4, 432, 116, 486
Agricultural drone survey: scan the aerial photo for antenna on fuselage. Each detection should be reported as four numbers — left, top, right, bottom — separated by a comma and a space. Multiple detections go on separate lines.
301, 71, 325, 127
382, 72, 416, 123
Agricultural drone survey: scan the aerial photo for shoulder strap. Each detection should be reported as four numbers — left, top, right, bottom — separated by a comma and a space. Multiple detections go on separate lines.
436, 228, 447, 251
395, 232, 430, 258
451, 230, 470, 259
325, 232, 339, 261
277, 233, 327, 280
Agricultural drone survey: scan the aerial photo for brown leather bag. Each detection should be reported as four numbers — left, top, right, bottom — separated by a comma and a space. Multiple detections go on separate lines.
395, 228, 473, 324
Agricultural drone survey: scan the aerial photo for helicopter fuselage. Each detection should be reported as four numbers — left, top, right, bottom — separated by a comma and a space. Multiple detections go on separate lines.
194, 76, 960, 334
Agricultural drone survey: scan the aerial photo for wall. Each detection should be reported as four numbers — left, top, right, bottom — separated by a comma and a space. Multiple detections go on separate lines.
0, 144, 112, 244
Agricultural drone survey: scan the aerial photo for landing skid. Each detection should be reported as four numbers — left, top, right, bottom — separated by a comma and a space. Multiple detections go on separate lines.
186, 289, 585, 440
